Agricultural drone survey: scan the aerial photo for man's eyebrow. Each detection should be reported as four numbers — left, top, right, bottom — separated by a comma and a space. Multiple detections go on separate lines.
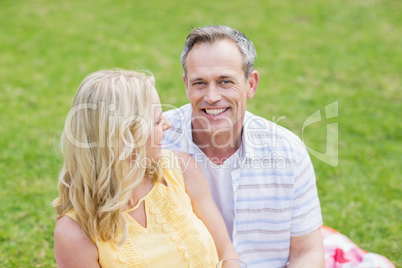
189, 74, 236, 83
189, 77, 204, 83
219, 75, 234, 79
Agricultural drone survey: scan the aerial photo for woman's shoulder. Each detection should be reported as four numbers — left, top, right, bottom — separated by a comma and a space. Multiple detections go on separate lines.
160, 150, 194, 189
54, 215, 99, 267
172, 150, 192, 166
54, 215, 87, 244
164, 150, 201, 192
161, 150, 193, 168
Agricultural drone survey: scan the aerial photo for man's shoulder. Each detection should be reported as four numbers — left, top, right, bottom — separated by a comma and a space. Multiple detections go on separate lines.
244, 110, 304, 147
163, 103, 191, 122
162, 104, 191, 150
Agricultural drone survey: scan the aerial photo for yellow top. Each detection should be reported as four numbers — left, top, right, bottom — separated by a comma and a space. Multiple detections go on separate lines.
66, 150, 218, 267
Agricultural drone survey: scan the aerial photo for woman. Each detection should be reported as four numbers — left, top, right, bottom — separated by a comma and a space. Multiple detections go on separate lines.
53, 70, 239, 267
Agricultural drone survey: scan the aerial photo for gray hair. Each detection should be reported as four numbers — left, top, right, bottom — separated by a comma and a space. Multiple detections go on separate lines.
180, 25, 257, 79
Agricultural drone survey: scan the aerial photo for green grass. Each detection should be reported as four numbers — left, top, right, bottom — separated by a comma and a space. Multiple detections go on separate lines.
1, 0, 400, 266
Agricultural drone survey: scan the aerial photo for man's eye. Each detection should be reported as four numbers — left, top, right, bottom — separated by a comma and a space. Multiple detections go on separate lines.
193, 81, 204, 86
221, 80, 231, 84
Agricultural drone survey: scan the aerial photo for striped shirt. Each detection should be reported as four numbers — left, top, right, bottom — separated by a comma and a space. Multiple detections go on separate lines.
162, 104, 323, 268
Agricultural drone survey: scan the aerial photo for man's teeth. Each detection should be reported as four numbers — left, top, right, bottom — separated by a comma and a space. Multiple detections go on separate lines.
205, 108, 227, 116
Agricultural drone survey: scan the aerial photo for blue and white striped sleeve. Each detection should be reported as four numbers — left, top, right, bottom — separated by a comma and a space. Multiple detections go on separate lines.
290, 141, 323, 236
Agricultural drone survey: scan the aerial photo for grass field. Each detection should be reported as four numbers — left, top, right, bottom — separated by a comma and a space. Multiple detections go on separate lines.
0, 0, 401, 267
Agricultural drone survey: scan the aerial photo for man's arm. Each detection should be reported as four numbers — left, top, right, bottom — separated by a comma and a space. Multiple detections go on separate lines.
287, 228, 325, 268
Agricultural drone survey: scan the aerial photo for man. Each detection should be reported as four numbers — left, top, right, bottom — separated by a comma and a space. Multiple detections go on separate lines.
162, 25, 324, 267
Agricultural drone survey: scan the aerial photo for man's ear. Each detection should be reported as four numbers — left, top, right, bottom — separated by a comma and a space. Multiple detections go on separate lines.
183, 73, 190, 100
247, 70, 259, 99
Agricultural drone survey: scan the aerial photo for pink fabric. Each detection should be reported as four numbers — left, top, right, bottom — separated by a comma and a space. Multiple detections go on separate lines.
321, 226, 395, 268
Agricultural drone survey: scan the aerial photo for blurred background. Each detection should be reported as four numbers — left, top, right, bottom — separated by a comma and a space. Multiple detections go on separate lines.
0, 0, 400, 266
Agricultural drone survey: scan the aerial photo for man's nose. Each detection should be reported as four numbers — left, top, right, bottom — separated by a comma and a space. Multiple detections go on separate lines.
204, 83, 221, 104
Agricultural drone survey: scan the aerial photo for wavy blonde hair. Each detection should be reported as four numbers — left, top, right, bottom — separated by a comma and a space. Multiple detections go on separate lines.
53, 70, 161, 245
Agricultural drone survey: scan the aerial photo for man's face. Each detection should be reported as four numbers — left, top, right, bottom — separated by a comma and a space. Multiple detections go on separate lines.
183, 39, 257, 136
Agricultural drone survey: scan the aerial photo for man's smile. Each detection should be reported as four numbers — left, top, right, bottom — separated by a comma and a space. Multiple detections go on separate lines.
203, 108, 228, 116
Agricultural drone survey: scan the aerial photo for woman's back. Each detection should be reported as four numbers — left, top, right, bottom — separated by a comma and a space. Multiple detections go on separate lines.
64, 150, 218, 267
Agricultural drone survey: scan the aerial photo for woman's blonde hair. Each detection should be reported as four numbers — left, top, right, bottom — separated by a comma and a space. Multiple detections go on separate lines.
53, 70, 161, 245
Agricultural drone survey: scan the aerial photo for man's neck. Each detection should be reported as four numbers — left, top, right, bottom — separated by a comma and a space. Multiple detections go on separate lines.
192, 126, 243, 165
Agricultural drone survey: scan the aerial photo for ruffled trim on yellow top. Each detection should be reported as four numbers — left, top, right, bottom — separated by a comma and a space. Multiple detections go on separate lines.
148, 185, 210, 267
111, 226, 149, 268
